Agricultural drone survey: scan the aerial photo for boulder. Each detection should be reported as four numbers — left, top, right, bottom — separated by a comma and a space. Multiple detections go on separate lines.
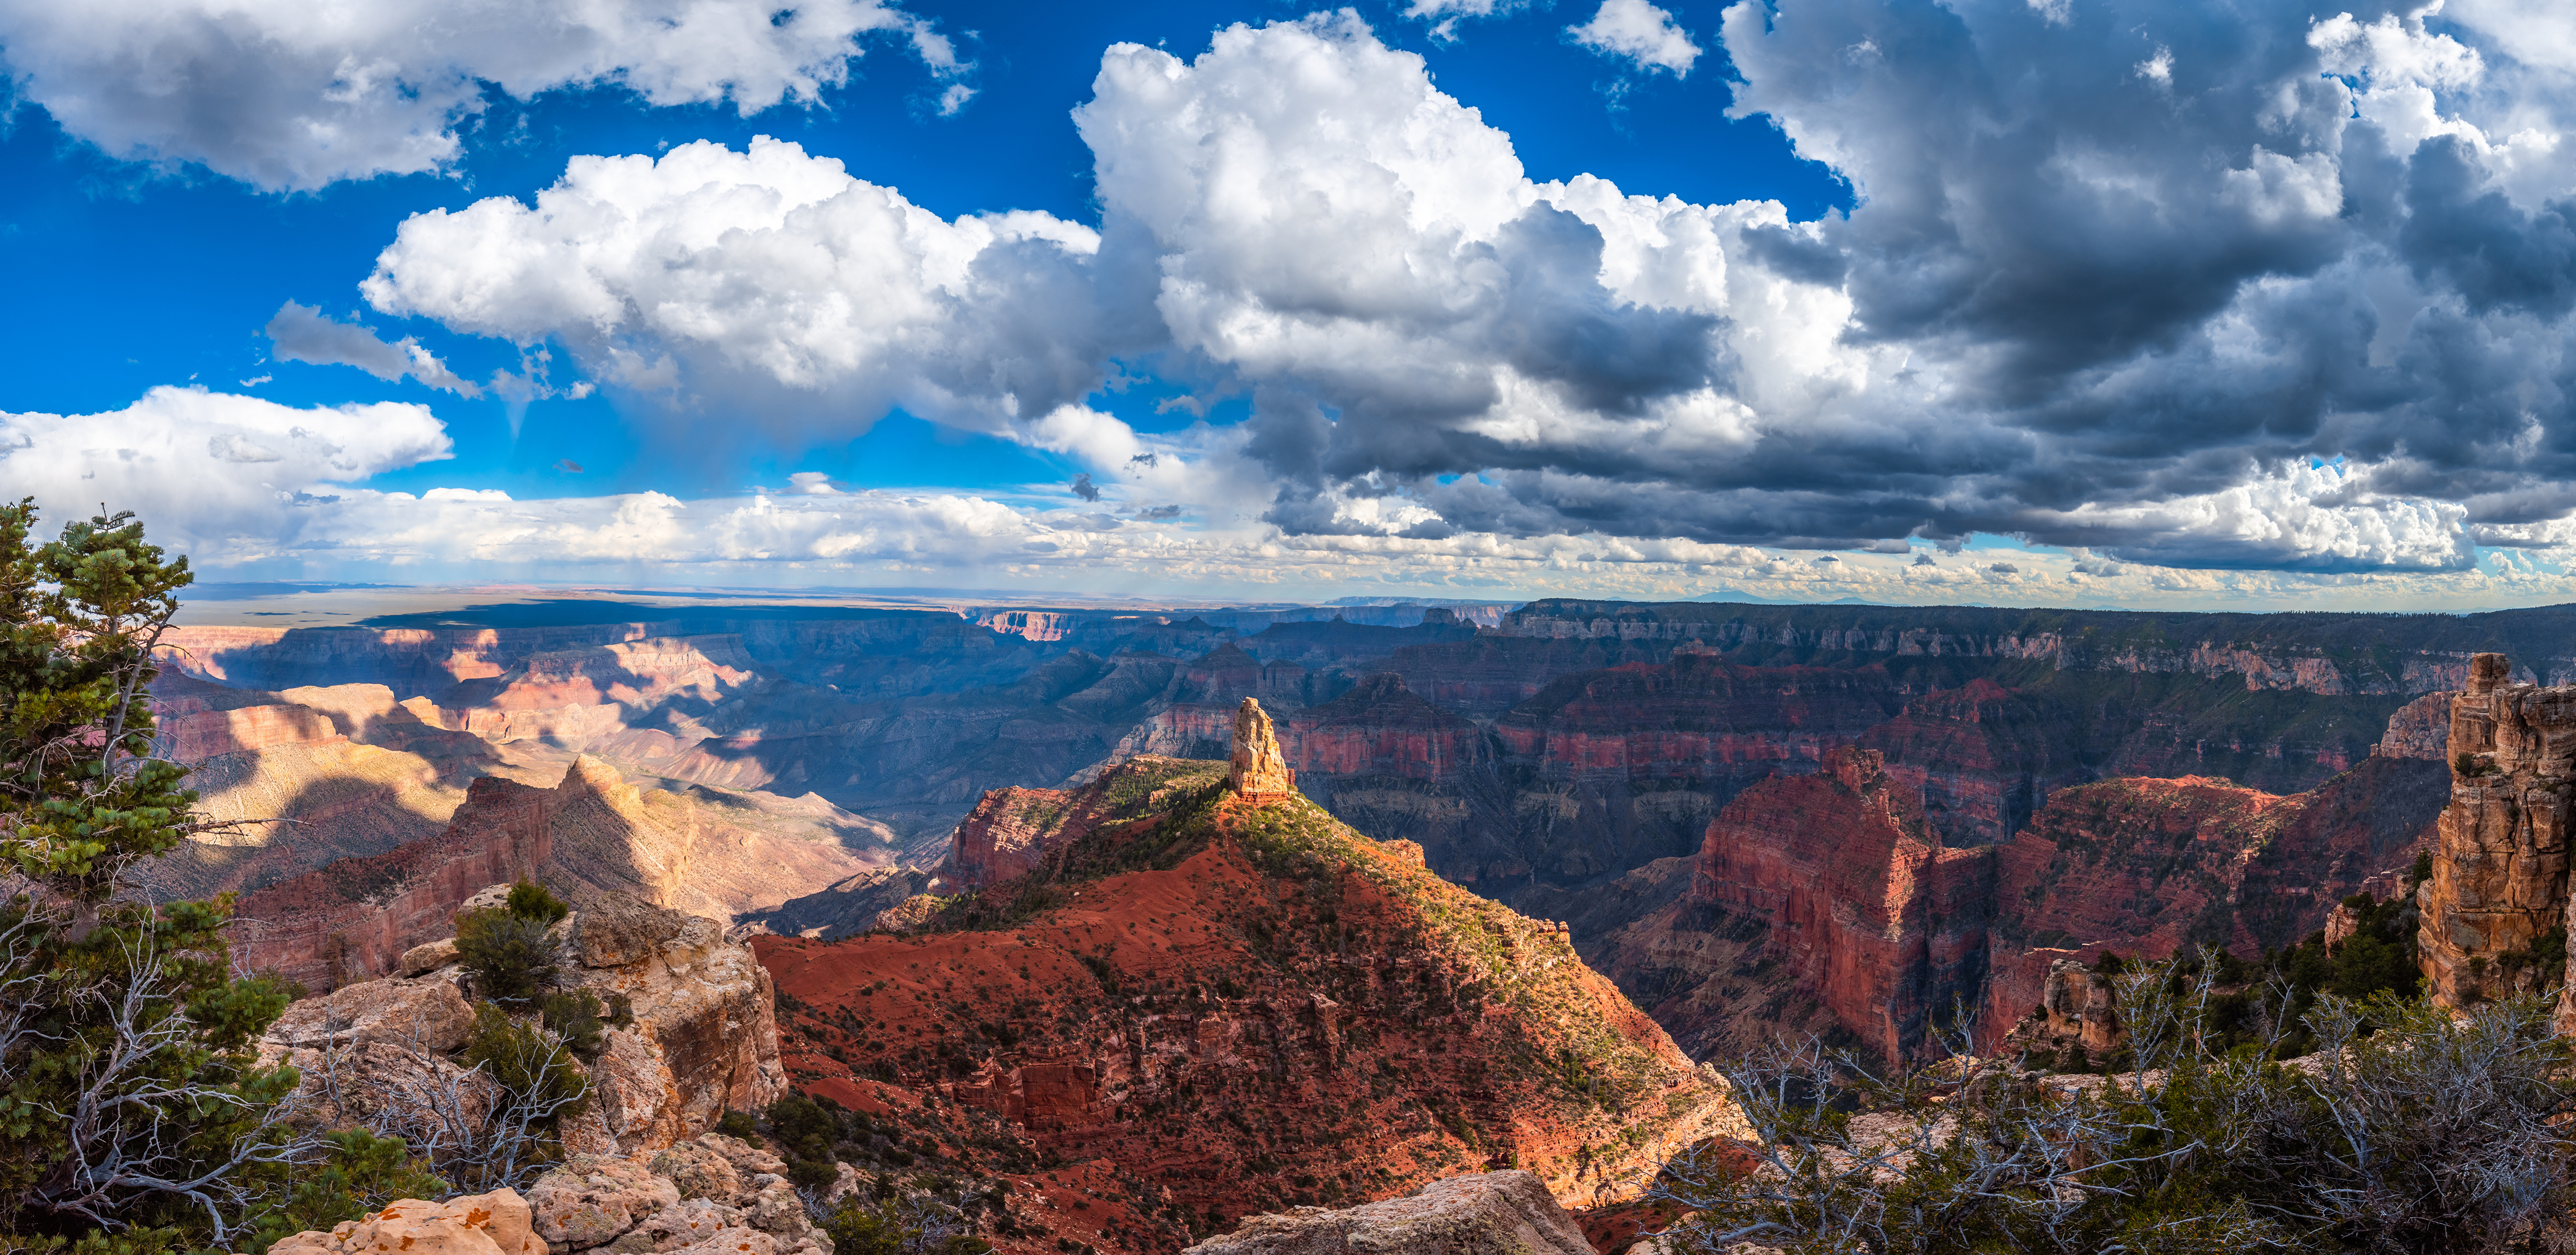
1183, 1170, 1592, 1255
264, 976, 475, 1053
647, 1134, 786, 1205
260, 1038, 502, 1132
528, 1136, 824, 1255
402, 937, 461, 976
268, 1190, 542, 1255
579, 895, 690, 968
528, 1157, 682, 1248
458, 883, 514, 921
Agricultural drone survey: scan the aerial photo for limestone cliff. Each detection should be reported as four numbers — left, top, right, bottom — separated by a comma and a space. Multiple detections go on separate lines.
2418, 653, 2576, 1008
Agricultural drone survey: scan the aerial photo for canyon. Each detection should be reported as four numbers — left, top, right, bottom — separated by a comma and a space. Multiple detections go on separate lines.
156, 596, 2554, 1065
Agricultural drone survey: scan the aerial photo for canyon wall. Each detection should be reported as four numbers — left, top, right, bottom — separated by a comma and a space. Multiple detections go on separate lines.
2418, 653, 2576, 1008
231, 756, 890, 989
1595, 712, 2450, 1061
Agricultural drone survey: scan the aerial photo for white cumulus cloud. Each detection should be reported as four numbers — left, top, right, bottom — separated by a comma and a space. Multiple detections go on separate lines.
0, 386, 452, 555
0, 0, 972, 190
361, 136, 1116, 436
1568, 0, 1701, 76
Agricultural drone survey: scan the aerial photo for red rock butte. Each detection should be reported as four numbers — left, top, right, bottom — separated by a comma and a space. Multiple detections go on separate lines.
1228, 697, 1298, 801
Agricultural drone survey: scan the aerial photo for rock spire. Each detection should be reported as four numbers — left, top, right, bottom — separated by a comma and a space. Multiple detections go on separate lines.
2417, 652, 2576, 1010
1229, 697, 1297, 800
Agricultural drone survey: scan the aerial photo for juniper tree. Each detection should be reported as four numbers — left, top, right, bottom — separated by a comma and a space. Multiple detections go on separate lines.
0, 502, 318, 1249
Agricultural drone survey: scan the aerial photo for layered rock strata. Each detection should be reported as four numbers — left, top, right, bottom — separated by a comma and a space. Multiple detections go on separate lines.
1228, 698, 1297, 799
2418, 653, 2576, 1007
231, 758, 886, 989
1595, 736, 2449, 1061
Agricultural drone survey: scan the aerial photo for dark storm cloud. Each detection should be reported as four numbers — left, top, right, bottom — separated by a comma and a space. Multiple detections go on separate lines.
1178, 1, 2576, 571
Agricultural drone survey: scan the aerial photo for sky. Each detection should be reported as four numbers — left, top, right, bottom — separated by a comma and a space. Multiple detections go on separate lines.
6, 0, 2576, 611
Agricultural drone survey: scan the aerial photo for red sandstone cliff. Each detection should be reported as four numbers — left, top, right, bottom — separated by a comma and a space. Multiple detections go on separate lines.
1684, 745, 1992, 1061
1592, 736, 2449, 1061
759, 758, 1746, 1234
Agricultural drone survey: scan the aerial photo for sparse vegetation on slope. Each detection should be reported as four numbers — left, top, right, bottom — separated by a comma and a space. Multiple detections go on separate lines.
757, 756, 1743, 1249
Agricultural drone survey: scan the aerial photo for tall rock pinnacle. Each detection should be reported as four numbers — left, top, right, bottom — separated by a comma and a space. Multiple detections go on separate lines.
2417, 652, 2576, 1011
1229, 697, 1297, 799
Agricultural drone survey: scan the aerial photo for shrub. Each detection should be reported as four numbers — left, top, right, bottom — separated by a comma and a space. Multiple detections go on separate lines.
506, 881, 571, 925
817, 1193, 991, 1255
716, 1111, 760, 1141
539, 990, 607, 1055
455, 908, 562, 1005
766, 1095, 838, 1161
1653, 951, 2576, 1255
460, 1003, 588, 1127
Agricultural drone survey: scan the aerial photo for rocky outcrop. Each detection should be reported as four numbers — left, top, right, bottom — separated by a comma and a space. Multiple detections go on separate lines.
1228, 698, 1297, 799
269, 1190, 543, 1255
264, 892, 785, 1159
527, 1135, 826, 1255
264, 975, 477, 1052
2419, 653, 2576, 1008
1183, 1170, 1593, 1255
266, 1137, 829, 1255
560, 898, 789, 1155
758, 758, 1747, 1227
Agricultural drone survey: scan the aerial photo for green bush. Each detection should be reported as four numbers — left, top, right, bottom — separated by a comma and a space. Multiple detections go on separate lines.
506, 880, 572, 925
246, 1131, 448, 1254
1660, 955, 2576, 1254
455, 908, 562, 1005
766, 1095, 837, 1163
716, 1111, 760, 1141
539, 989, 607, 1055
819, 1195, 991, 1255
461, 1003, 589, 1126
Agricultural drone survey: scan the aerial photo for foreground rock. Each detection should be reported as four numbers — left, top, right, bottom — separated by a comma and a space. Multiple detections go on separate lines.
526, 1134, 828, 1255
260, 891, 784, 1158
269, 1189, 543, 1255
1182, 1171, 1592, 1255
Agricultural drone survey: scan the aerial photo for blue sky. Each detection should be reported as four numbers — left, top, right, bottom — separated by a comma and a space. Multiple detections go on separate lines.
0, 0, 1839, 503
6, 0, 2576, 610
